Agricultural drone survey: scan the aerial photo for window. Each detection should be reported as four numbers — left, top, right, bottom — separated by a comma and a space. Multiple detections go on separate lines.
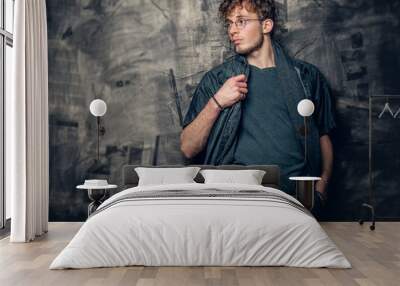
1, 0, 14, 230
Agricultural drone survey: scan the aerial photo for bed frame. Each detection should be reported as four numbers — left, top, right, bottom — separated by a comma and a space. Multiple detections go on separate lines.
122, 165, 281, 189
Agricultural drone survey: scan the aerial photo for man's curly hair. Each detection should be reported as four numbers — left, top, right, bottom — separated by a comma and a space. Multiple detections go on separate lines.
219, 0, 278, 35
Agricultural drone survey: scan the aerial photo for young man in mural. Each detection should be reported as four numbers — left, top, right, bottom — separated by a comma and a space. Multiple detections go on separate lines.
180, 0, 335, 218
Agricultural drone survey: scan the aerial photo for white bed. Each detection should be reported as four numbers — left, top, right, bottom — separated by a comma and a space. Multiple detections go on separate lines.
50, 182, 351, 269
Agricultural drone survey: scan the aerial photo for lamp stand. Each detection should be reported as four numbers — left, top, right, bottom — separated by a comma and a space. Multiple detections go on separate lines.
95, 117, 106, 163
304, 116, 308, 175
96, 117, 100, 162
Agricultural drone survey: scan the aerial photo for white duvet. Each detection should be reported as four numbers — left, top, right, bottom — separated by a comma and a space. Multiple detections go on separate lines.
50, 183, 351, 269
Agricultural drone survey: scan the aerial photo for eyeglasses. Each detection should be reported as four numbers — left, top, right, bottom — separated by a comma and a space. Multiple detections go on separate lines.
224, 18, 264, 31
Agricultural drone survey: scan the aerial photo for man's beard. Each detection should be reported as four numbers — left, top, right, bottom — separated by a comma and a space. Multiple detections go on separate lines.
235, 33, 264, 55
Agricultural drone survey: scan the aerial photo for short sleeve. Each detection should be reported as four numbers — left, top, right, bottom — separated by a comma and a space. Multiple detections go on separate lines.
182, 72, 216, 128
311, 69, 336, 137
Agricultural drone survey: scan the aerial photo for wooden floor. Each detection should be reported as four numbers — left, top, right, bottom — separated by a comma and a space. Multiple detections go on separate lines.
0, 222, 399, 286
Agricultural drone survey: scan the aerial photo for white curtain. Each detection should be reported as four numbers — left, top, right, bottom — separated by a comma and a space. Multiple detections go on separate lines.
8, 0, 49, 242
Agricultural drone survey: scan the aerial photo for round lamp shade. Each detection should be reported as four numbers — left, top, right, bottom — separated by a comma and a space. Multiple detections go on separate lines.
89, 99, 107, 117
297, 99, 315, 117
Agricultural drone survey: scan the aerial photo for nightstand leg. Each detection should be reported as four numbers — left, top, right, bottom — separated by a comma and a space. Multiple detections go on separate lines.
88, 201, 99, 217
359, 203, 376, 231
295, 180, 315, 210
87, 189, 106, 216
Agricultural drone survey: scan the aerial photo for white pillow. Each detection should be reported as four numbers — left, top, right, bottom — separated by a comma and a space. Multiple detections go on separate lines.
135, 167, 201, 186
200, 169, 266, 185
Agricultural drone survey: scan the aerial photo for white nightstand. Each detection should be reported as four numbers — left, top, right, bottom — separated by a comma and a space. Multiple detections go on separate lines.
289, 176, 321, 210
77, 182, 117, 217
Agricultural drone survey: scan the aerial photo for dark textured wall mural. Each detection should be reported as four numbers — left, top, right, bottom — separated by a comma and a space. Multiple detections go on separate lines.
47, 0, 400, 221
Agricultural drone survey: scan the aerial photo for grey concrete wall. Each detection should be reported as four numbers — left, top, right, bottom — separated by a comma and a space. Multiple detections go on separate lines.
47, 0, 400, 221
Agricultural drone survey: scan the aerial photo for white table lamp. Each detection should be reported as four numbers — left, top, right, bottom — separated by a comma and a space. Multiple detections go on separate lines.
297, 99, 314, 117
297, 99, 315, 169
89, 99, 107, 162
90, 99, 107, 117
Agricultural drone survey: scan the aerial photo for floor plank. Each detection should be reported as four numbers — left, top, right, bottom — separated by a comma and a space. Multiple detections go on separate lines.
0, 222, 399, 286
